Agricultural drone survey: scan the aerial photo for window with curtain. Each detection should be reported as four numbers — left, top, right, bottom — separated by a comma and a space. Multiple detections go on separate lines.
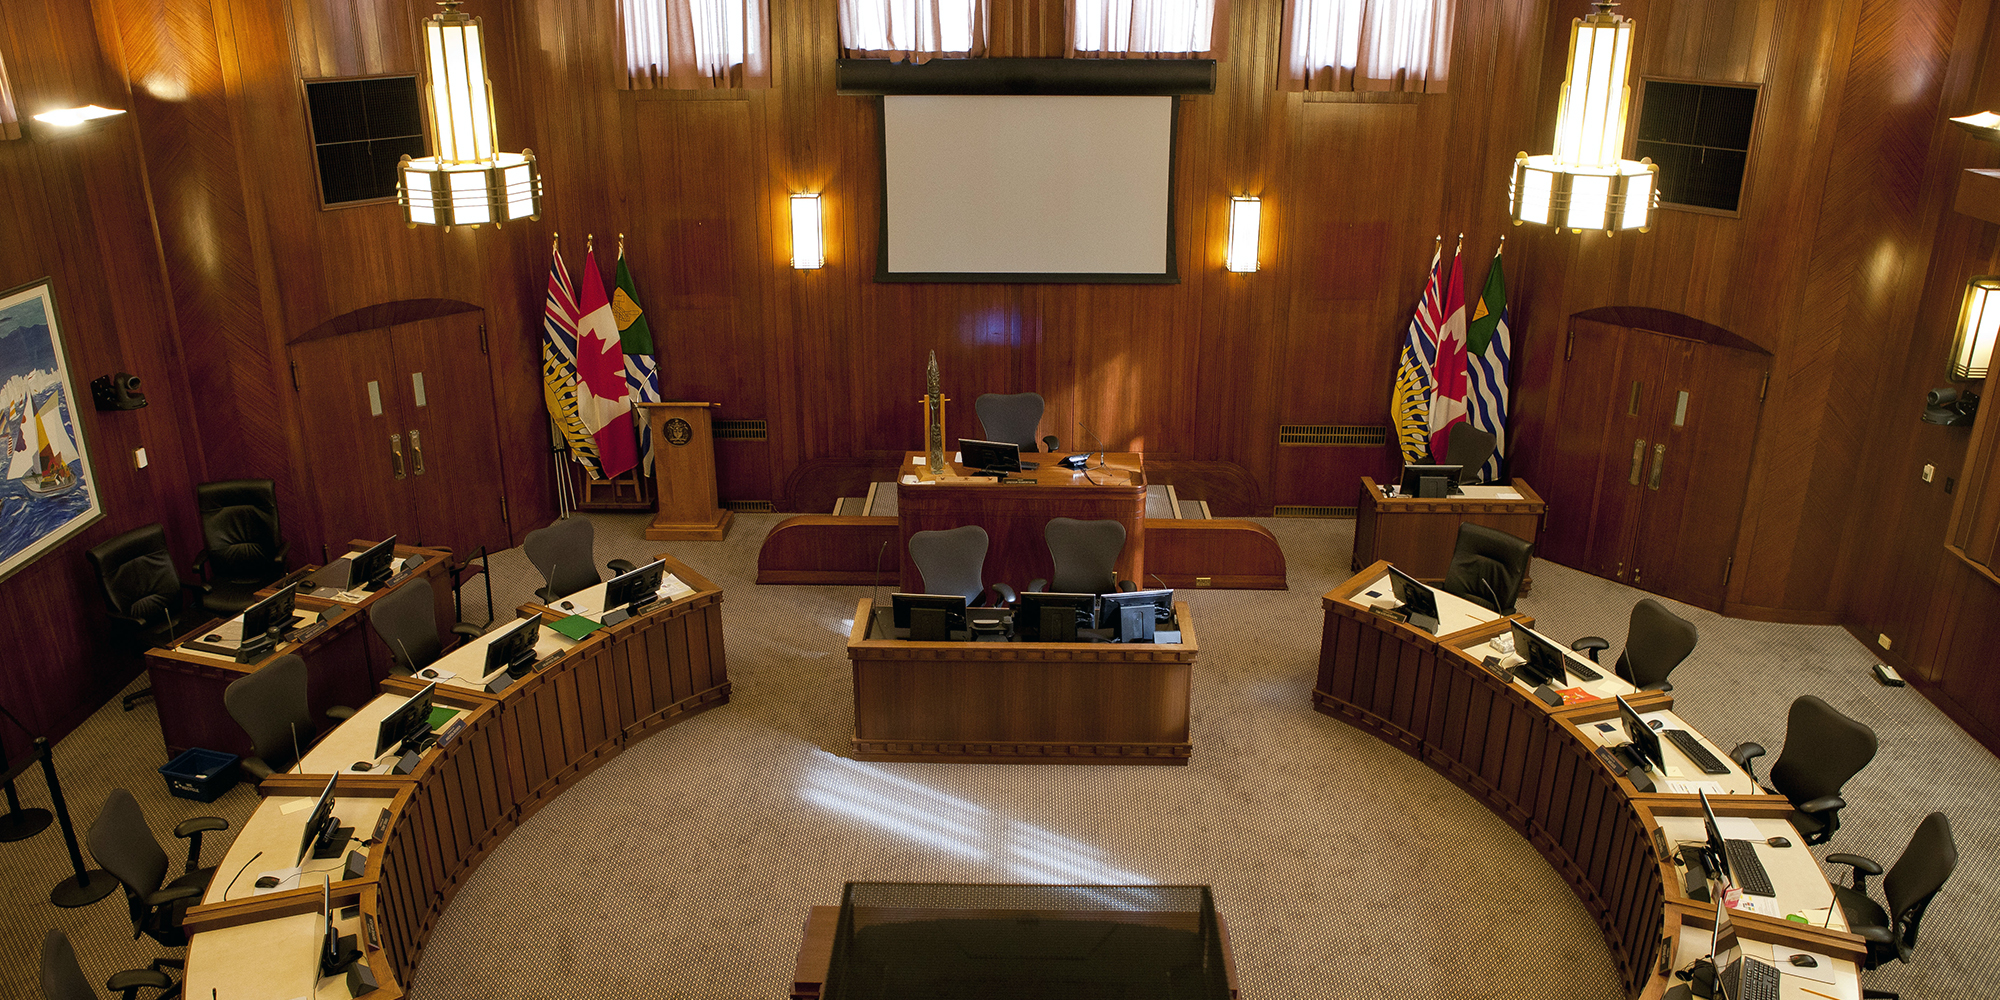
622, 0, 772, 90
1068, 0, 1228, 59
0, 51, 19, 140
1279, 0, 1453, 94
840, 0, 986, 61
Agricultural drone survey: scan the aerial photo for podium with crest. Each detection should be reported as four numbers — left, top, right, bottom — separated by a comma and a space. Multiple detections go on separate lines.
637, 402, 732, 541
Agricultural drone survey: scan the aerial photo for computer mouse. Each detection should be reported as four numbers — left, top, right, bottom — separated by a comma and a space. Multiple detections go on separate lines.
419, 668, 440, 680
1788, 954, 1817, 968
350, 761, 370, 771
204, 634, 223, 642
560, 601, 574, 610
1648, 720, 1664, 730
253, 875, 281, 889
1767, 836, 1792, 849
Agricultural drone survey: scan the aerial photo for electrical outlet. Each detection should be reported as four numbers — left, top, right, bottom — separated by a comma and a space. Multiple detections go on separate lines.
133, 447, 147, 469
1877, 633, 1892, 650
1922, 464, 1934, 483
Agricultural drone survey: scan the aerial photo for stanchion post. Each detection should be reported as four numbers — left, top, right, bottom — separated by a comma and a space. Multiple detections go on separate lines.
40, 737, 116, 907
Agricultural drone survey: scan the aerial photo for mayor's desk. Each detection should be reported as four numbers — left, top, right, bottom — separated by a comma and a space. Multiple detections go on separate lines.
1352, 477, 1545, 582
895, 451, 1148, 595
847, 598, 1197, 765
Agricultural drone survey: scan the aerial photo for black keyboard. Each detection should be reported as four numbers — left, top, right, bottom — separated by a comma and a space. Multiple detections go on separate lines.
1568, 660, 1602, 681
1724, 839, 1776, 897
1663, 729, 1732, 774
1724, 956, 1782, 1000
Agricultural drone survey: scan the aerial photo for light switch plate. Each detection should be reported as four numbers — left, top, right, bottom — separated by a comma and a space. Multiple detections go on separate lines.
1922, 463, 1935, 482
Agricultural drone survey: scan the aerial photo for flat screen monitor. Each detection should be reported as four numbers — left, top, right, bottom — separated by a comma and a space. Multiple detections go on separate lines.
958, 438, 1021, 475
1710, 898, 1748, 1000
1015, 592, 1097, 642
1099, 588, 1172, 642
483, 615, 541, 678
320, 875, 336, 977
240, 583, 301, 643
890, 593, 968, 633
1511, 624, 1571, 687
374, 682, 437, 758
1700, 790, 1732, 887
603, 559, 667, 616
1397, 464, 1464, 497
1616, 694, 1663, 771
349, 535, 398, 590
297, 772, 339, 866
1385, 565, 1440, 633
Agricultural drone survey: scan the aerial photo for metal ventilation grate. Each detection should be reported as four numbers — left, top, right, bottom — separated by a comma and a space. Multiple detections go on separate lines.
1279, 424, 1387, 446
713, 419, 767, 441
721, 500, 774, 512
1274, 505, 1357, 518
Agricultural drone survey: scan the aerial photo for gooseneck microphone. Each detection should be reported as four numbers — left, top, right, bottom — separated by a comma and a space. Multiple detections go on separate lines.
870, 540, 891, 635
223, 849, 264, 898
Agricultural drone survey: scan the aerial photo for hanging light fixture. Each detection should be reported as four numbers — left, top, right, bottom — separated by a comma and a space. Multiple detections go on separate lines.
1510, 2, 1657, 235
1950, 276, 2000, 381
398, 0, 541, 230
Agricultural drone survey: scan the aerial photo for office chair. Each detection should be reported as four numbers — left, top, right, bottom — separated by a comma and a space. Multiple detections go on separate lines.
522, 518, 637, 604
1825, 812, 1957, 999
85, 788, 228, 962
908, 526, 1017, 608
41, 928, 178, 1000
1442, 423, 1498, 484
369, 577, 484, 675
1570, 598, 1697, 692
974, 392, 1059, 453
87, 524, 201, 711
1029, 518, 1137, 595
1727, 695, 1879, 846
1439, 523, 1532, 615
222, 653, 355, 780
192, 479, 290, 616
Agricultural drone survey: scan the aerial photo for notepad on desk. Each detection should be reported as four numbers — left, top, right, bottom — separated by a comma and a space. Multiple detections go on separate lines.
1666, 780, 1728, 795
1555, 687, 1599, 705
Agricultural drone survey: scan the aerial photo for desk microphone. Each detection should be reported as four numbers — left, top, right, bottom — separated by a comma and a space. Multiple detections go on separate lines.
1481, 578, 1504, 615
394, 638, 416, 676
222, 850, 264, 898
870, 540, 890, 635
290, 721, 303, 774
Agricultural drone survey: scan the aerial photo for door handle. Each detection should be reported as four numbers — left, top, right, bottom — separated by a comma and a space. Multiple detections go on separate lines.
1629, 439, 1647, 486
390, 433, 406, 480
1649, 443, 1666, 491
409, 429, 425, 476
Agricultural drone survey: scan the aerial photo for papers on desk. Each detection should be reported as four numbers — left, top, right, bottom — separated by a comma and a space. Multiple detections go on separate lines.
1730, 894, 1781, 918
1715, 815, 1764, 840
662, 573, 696, 601
1666, 780, 1729, 795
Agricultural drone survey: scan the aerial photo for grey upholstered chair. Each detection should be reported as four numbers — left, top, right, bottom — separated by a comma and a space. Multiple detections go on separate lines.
1442, 423, 1498, 484
193, 479, 289, 616
1031, 518, 1136, 595
1571, 598, 1697, 692
974, 392, 1059, 453
1440, 523, 1532, 615
1827, 812, 1956, 999
85, 789, 227, 954
41, 927, 177, 1000
222, 653, 354, 780
368, 577, 483, 675
908, 525, 1016, 608
522, 518, 636, 604
1729, 695, 1879, 846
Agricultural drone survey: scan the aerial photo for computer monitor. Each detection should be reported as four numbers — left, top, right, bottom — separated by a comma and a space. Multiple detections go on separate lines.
320, 876, 337, 977
958, 438, 1022, 476
1615, 694, 1663, 771
297, 772, 343, 865
1397, 463, 1464, 497
348, 535, 398, 591
482, 616, 542, 678
374, 682, 438, 758
890, 593, 968, 641
1099, 588, 1172, 642
601, 559, 667, 625
1015, 592, 1097, 643
1511, 624, 1572, 687
1385, 566, 1441, 633
1699, 790, 1732, 887
240, 582, 301, 643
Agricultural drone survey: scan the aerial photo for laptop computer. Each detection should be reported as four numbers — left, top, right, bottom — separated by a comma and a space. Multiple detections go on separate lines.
1709, 899, 1783, 1000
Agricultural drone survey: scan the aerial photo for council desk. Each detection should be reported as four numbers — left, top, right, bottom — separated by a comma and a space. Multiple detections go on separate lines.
895, 450, 1148, 595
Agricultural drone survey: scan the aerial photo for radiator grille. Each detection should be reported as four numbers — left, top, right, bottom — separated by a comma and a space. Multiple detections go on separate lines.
721, 500, 775, 512
713, 419, 767, 441
1279, 424, 1387, 446
1274, 505, 1357, 518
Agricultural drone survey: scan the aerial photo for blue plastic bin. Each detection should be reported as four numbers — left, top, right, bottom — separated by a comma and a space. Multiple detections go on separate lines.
158, 748, 240, 803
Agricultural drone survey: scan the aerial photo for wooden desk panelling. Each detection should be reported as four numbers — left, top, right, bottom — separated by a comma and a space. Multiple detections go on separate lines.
1351, 478, 1545, 581
896, 452, 1149, 594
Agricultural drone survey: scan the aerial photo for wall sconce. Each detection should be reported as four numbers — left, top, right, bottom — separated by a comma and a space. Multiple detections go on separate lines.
1225, 196, 1261, 273
1951, 110, 2000, 142
398, 0, 541, 229
1950, 276, 2000, 380
791, 193, 824, 269
28, 104, 126, 142
1509, 2, 1657, 235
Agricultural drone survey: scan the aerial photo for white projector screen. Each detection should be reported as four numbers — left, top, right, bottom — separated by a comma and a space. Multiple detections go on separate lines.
881, 95, 1176, 282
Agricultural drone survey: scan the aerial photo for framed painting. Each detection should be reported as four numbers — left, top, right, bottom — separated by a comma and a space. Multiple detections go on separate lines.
0, 279, 103, 583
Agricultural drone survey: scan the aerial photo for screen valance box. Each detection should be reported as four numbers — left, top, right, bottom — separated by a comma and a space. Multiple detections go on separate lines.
836, 58, 1216, 97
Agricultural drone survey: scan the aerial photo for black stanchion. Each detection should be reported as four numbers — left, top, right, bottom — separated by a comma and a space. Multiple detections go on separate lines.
37, 737, 115, 907
0, 739, 53, 842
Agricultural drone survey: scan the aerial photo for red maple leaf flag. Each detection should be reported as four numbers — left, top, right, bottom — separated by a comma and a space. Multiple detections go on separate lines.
1426, 243, 1469, 461
574, 247, 638, 480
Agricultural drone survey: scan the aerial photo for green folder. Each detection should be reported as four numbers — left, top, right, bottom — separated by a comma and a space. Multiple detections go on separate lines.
549, 614, 602, 641
425, 706, 459, 731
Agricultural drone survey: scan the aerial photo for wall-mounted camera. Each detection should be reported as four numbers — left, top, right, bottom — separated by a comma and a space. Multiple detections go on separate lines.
1921, 387, 1979, 426
91, 372, 147, 411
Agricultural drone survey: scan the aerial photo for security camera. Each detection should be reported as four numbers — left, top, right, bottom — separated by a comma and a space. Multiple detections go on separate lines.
1921, 387, 1979, 426
91, 372, 148, 411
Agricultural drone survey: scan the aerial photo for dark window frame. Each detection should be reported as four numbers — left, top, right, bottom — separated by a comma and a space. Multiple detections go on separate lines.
1630, 76, 1763, 219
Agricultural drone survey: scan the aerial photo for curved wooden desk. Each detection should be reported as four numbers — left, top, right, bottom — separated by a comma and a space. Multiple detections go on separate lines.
183, 554, 729, 998
1317, 562, 1867, 999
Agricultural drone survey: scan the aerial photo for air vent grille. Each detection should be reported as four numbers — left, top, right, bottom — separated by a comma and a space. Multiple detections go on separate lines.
721, 500, 774, 512
713, 419, 767, 441
1279, 424, 1387, 446
1274, 505, 1357, 518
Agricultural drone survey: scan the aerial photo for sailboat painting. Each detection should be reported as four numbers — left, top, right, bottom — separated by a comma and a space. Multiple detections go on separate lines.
0, 280, 102, 584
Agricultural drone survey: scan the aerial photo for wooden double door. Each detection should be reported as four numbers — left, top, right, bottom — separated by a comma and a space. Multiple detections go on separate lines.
289, 310, 514, 560
1537, 316, 1769, 611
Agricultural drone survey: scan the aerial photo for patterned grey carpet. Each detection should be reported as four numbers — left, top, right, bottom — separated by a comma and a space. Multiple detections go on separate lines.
0, 513, 1990, 999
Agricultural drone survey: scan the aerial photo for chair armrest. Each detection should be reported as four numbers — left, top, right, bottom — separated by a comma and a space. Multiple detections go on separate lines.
1796, 795, 1845, 816
239, 756, 275, 781
1117, 580, 1138, 592
1639, 680, 1673, 693
1042, 434, 1060, 452
1570, 636, 1610, 662
142, 885, 202, 908
1850, 924, 1896, 945
990, 583, 1018, 606
1727, 742, 1766, 773
1027, 579, 1048, 593
191, 549, 211, 580
450, 623, 484, 640
173, 816, 229, 839
105, 969, 175, 995
1827, 852, 1883, 877
272, 541, 291, 564
325, 705, 356, 723
607, 558, 637, 576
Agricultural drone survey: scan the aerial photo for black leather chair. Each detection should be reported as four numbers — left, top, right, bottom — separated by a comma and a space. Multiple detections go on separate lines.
1442, 423, 1497, 484
974, 392, 1059, 453
221, 653, 355, 780
41, 928, 177, 1000
522, 518, 636, 604
1030, 518, 1137, 595
193, 479, 289, 616
86, 524, 200, 710
1571, 598, 1697, 692
1728, 695, 1879, 846
368, 577, 483, 676
909, 525, 1017, 608
1439, 523, 1532, 615
85, 789, 228, 965
1826, 812, 1957, 999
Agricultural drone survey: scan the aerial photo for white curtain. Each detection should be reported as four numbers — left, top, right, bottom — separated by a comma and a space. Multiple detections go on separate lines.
622, 0, 772, 90
1067, 0, 1228, 59
0, 51, 18, 140
840, 0, 987, 62
1279, 0, 1453, 93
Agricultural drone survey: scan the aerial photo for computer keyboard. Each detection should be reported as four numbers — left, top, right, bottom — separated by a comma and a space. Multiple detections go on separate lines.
1567, 659, 1602, 681
1663, 729, 1733, 774
1725, 955, 1782, 1000
1724, 839, 1777, 897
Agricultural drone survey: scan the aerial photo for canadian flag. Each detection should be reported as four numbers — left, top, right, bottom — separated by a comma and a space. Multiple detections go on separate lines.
1426, 245, 1469, 461
573, 248, 638, 480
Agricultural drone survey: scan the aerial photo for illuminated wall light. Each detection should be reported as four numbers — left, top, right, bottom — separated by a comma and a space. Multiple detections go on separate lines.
1950, 276, 2000, 381
32, 104, 125, 127
1508, 2, 1656, 236
791, 193, 824, 269
1225, 196, 1261, 273
397, 0, 540, 230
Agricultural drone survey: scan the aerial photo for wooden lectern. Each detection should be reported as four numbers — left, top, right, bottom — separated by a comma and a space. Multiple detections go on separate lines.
637, 402, 733, 541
